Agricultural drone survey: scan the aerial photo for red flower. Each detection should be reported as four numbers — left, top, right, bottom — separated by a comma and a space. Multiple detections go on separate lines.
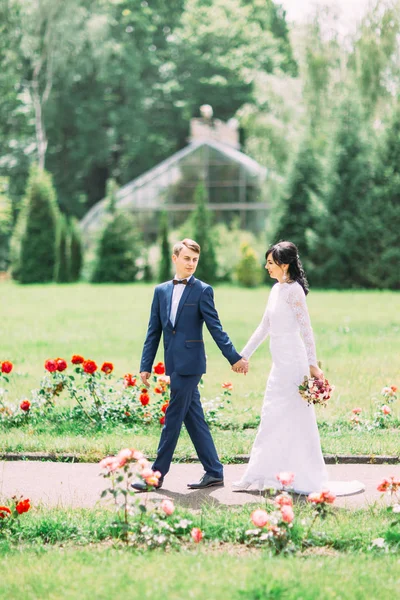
125, 411, 131, 417
101, 362, 114, 375
161, 402, 169, 414
15, 498, 30, 514
0, 506, 11, 519
391, 385, 397, 392
123, 374, 137, 388
45, 359, 57, 372
153, 362, 165, 375
71, 355, 84, 364
1, 361, 13, 374
82, 359, 97, 374
56, 358, 68, 372
191, 527, 203, 543
20, 400, 31, 412
222, 382, 233, 391
140, 393, 150, 406
159, 416, 165, 425
154, 387, 163, 394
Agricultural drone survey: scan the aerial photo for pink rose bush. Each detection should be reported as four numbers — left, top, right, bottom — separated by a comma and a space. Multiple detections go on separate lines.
100, 448, 200, 548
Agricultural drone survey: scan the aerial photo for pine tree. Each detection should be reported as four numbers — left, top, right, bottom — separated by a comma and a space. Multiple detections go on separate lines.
91, 212, 142, 283
54, 214, 69, 283
274, 138, 322, 272
69, 217, 82, 282
14, 165, 59, 283
312, 96, 376, 288
158, 211, 171, 282
190, 182, 218, 283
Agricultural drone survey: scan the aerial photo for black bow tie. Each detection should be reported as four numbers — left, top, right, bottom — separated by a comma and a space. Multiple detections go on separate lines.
173, 278, 188, 285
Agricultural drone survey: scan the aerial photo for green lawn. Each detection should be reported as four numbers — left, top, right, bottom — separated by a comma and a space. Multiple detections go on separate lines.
0, 504, 399, 599
0, 282, 399, 458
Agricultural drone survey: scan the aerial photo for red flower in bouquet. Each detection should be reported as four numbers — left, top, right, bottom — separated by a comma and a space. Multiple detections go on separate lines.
56, 358, 68, 372
15, 498, 31, 514
154, 387, 163, 394
101, 362, 114, 375
140, 393, 150, 406
45, 359, 57, 372
153, 362, 165, 375
0, 506, 11, 519
1, 361, 13, 374
71, 355, 84, 364
123, 373, 136, 388
20, 400, 31, 412
82, 359, 97, 374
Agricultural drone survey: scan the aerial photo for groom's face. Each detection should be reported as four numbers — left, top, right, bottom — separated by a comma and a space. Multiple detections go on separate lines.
172, 248, 200, 279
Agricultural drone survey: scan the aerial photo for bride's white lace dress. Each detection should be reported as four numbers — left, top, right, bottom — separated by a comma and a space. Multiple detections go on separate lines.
233, 281, 364, 496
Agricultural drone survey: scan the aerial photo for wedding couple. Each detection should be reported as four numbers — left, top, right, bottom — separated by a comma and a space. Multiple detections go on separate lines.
133, 238, 364, 496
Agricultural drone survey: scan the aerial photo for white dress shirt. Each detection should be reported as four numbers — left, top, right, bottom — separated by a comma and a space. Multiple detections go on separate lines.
170, 275, 192, 326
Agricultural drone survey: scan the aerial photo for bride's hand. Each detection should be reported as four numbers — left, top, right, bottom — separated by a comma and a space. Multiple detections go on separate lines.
310, 365, 324, 380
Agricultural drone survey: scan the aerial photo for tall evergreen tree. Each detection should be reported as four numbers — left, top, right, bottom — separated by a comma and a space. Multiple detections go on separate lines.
190, 182, 218, 283
369, 106, 400, 289
274, 138, 322, 273
91, 212, 141, 283
12, 165, 59, 283
312, 96, 376, 288
55, 214, 69, 283
69, 217, 82, 282
158, 211, 171, 282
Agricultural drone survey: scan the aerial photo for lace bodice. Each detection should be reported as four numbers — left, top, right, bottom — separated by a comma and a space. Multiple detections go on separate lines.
241, 282, 318, 366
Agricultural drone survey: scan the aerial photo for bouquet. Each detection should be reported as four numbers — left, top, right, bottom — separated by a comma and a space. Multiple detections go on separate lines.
299, 375, 334, 407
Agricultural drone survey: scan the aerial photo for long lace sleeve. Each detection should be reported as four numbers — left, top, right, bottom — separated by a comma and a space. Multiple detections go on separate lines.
288, 284, 318, 366
240, 302, 270, 360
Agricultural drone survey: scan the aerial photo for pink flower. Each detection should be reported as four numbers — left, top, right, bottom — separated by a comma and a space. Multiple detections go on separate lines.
141, 468, 154, 479
381, 405, 391, 415
191, 527, 203, 543
276, 472, 295, 487
116, 448, 135, 466
250, 509, 269, 528
275, 493, 293, 507
161, 499, 175, 515
307, 492, 324, 504
138, 458, 150, 469
280, 504, 294, 524
132, 450, 144, 460
99, 456, 120, 472
321, 489, 336, 504
222, 382, 233, 390
352, 407, 362, 414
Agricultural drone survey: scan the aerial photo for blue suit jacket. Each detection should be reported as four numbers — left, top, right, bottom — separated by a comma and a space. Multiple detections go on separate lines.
140, 277, 242, 376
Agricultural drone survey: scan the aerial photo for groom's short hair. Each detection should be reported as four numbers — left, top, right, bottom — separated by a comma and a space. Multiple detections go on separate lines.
173, 238, 201, 256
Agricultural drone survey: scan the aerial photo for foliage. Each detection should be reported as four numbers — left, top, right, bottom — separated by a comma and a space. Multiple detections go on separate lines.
11, 164, 59, 283
235, 242, 263, 287
0, 177, 13, 271
190, 181, 218, 284
91, 211, 142, 283
54, 214, 69, 283
68, 218, 82, 282
158, 211, 171, 282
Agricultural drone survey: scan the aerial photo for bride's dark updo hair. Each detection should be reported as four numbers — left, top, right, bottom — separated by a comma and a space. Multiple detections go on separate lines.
266, 241, 310, 295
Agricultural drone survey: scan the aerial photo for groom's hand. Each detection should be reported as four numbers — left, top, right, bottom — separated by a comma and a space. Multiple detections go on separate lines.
140, 371, 151, 388
232, 357, 249, 375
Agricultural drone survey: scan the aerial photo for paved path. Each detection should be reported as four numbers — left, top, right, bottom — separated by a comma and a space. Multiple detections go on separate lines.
1, 461, 398, 510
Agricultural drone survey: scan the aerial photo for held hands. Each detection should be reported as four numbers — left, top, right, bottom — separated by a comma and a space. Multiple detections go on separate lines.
232, 357, 249, 375
140, 371, 151, 388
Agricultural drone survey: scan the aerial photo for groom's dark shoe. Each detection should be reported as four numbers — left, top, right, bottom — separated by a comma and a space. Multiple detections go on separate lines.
187, 473, 224, 489
131, 479, 163, 492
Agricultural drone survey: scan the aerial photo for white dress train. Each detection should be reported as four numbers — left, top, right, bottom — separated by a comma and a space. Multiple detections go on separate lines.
233, 282, 364, 497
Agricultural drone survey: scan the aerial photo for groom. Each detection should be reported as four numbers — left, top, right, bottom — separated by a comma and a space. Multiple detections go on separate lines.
132, 238, 248, 491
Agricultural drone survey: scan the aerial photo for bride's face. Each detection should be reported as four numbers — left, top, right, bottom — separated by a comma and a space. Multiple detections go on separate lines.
265, 254, 287, 281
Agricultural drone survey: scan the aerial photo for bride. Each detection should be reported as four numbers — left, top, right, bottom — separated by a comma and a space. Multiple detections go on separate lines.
233, 241, 364, 496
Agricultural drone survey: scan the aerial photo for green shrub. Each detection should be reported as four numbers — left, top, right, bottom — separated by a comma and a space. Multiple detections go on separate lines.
236, 242, 263, 287
158, 211, 171, 282
91, 212, 142, 283
69, 218, 83, 282
12, 165, 59, 283
0, 177, 12, 271
55, 214, 69, 283
190, 181, 218, 284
